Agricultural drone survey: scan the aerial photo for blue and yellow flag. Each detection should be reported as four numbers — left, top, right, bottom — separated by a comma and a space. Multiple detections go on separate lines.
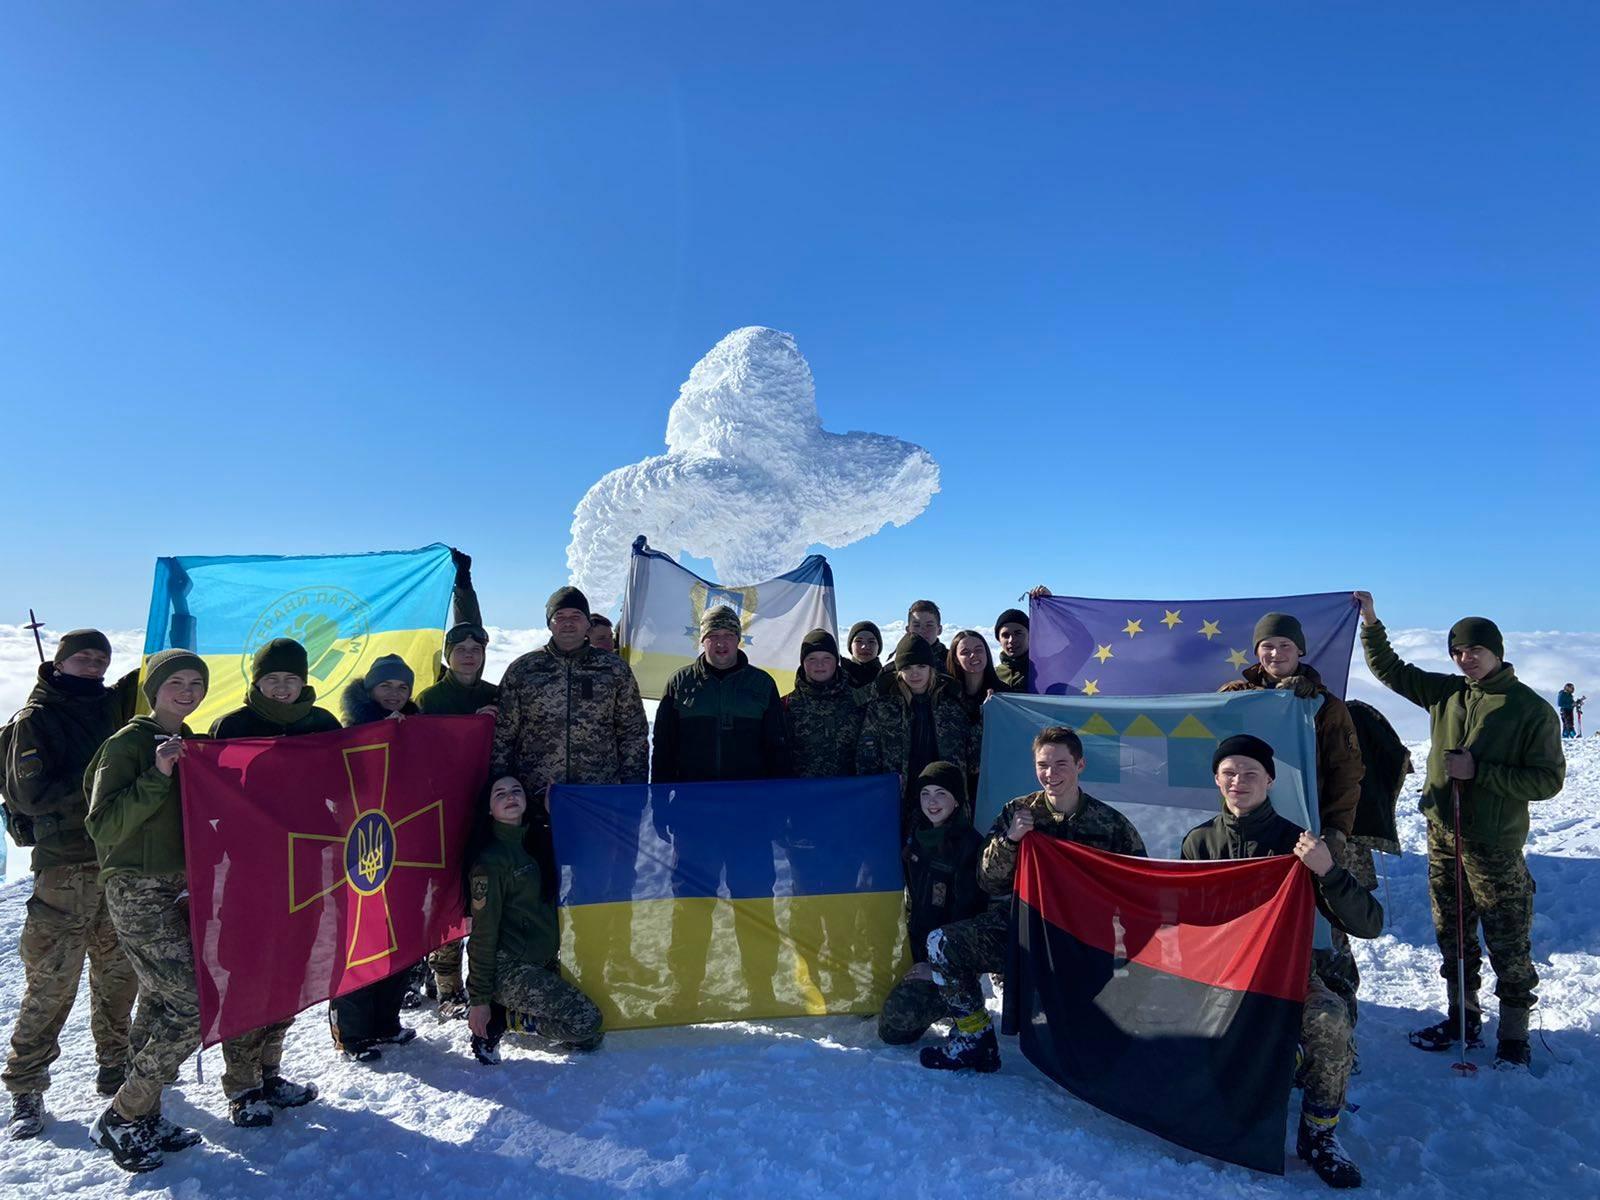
143, 544, 456, 732
548, 775, 907, 1030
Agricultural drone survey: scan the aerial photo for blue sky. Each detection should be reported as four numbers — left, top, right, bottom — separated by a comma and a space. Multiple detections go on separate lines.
2, 4, 1595, 634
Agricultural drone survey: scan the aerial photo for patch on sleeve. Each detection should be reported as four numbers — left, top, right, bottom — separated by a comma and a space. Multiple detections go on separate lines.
471, 873, 489, 910
16, 748, 41, 779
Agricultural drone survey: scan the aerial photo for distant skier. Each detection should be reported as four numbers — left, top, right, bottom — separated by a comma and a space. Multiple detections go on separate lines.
1356, 593, 1564, 1069
1557, 683, 1582, 738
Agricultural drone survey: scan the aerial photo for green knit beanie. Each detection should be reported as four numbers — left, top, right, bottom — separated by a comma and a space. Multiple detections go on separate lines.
142, 649, 209, 706
893, 632, 940, 672
1448, 617, 1503, 660
545, 586, 591, 625
252, 637, 309, 682
54, 629, 112, 664
800, 628, 839, 662
1252, 612, 1306, 655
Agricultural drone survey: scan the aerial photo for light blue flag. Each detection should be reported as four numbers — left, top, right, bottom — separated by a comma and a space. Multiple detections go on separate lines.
977, 690, 1323, 859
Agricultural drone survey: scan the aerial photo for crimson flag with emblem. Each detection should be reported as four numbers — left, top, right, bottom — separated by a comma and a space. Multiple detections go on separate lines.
180, 715, 491, 1046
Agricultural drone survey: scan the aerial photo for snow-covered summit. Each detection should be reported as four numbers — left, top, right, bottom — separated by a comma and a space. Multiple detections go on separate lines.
566, 327, 940, 610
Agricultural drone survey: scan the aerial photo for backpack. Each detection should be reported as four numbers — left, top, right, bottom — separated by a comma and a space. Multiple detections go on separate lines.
0, 706, 40, 846
1346, 699, 1410, 844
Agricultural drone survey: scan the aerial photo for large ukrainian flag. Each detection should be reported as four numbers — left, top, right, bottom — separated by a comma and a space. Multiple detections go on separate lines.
616, 536, 838, 700
142, 544, 457, 732
549, 775, 907, 1030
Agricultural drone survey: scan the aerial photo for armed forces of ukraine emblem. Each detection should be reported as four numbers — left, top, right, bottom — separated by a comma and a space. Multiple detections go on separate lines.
242, 587, 372, 695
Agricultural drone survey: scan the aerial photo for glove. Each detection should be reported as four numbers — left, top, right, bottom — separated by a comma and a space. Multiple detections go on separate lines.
451, 548, 473, 575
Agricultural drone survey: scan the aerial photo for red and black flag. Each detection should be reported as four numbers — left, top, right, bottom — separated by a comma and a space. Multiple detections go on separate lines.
1001, 835, 1315, 1175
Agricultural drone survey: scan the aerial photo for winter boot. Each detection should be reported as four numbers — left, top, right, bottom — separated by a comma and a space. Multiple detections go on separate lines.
436, 986, 469, 1022
150, 1114, 202, 1152
470, 1035, 502, 1066
1297, 1113, 1363, 1189
7, 1092, 44, 1141
96, 1064, 126, 1097
919, 1012, 1001, 1073
1408, 1010, 1482, 1052
401, 964, 429, 1009
341, 1041, 381, 1063
90, 1106, 164, 1173
374, 1026, 417, 1048
228, 1088, 273, 1128
259, 1074, 319, 1108
1493, 1005, 1531, 1070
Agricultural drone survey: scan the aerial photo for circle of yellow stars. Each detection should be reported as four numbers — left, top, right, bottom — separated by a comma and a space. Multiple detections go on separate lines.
1079, 609, 1250, 694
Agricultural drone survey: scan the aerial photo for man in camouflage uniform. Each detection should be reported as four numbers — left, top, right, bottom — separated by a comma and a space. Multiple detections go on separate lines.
3, 630, 140, 1141
1358, 594, 1564, 1069
920, 725, 1146, 1073
492, 586, 648, 791
784, 628, 864, 778
493, 586, 649, 984
1181, 734, 1382, 1189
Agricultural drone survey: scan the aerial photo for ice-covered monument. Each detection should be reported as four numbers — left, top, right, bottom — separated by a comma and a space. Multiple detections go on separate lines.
567, 327, 940, 611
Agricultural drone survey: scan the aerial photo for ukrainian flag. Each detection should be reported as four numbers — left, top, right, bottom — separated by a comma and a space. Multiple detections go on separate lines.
549, 775, 907, 1030
142, 544, 457, 732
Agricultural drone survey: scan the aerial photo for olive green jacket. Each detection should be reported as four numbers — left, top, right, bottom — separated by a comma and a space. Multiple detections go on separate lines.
84, 716, 194, 877
1361, 621, 1564, 846
466, 821, 561, 1005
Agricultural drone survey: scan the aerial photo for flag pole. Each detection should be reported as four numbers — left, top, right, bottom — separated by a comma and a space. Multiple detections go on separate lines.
26, 609, 45, 663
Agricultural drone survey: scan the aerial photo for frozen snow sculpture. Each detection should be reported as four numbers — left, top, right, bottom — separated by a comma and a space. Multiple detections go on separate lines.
567, 327, 940, 611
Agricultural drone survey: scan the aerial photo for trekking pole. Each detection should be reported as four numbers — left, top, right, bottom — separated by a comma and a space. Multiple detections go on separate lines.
1450, 779, 1477, 1076
26, 609, 46, 663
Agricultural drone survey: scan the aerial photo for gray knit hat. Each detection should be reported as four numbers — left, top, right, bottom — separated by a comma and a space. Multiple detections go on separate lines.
363, 654, 414, 691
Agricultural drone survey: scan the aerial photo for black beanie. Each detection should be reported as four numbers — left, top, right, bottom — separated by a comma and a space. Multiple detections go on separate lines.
1448, 617, 1504, 661
1212, 734, 1276, 779
800, 628, 838, 662
546, 586, 591, 625
142, 649, 209, 706
994, 608, 1029, 638
54, 629, 112, 664
916, 760, 969, 810
1252, 612, 1306, 655
252, 637, 309, 682
893, 632, 940, 672
846, 621, 882, 654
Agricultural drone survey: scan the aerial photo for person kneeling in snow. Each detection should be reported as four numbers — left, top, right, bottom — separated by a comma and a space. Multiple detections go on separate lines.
467, 776, 603, 1064
1181, 735, 1383, 1191
921, 725, 1145, 1073
877, 763, 988, 1046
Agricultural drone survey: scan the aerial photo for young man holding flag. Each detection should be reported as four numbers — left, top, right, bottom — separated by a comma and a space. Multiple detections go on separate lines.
1181, 735, 1383, 1189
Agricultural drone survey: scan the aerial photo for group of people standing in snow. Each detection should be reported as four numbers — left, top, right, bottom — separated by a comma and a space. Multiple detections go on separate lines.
1, 559, 1568, 1188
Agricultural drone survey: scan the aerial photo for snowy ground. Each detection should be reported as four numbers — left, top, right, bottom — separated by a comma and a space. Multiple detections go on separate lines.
2, 735, 1596, 1198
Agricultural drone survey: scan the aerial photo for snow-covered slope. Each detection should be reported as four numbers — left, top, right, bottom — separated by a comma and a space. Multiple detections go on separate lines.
1, 737, 1596, 1198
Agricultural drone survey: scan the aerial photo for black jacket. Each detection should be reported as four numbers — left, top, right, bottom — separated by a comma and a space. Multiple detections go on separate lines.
903, 816, 987, 963
1180, 801, 1383, 939
211, 686, 342, 738
651, 652, 789, 783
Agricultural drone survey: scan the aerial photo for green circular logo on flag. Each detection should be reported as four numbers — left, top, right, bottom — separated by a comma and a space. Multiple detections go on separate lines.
243, 587, 372, 694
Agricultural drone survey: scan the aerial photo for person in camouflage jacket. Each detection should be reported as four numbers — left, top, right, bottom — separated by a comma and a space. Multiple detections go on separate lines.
491, 587, 648, 790
3, 630, 138, 1142
785, 629, 864, 779
921, 725, 1145, 1075
856, 635, 974, 833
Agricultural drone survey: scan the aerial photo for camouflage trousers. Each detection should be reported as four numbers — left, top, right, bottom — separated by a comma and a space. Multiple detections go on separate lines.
3, 863, 137, 1096
490, 956, 603, 1049
103, 872, 200, 1120
1300, 973, 1355, 1118
429, 939, 464, 993
926, 907, 1008, 1020
1426, 823, 1538, 1012
220, 1019, 294, 1099
877, 977, 947, 1045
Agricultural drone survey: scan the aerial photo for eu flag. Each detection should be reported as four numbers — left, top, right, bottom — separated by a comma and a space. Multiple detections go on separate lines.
1029, 592, 1359, 699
